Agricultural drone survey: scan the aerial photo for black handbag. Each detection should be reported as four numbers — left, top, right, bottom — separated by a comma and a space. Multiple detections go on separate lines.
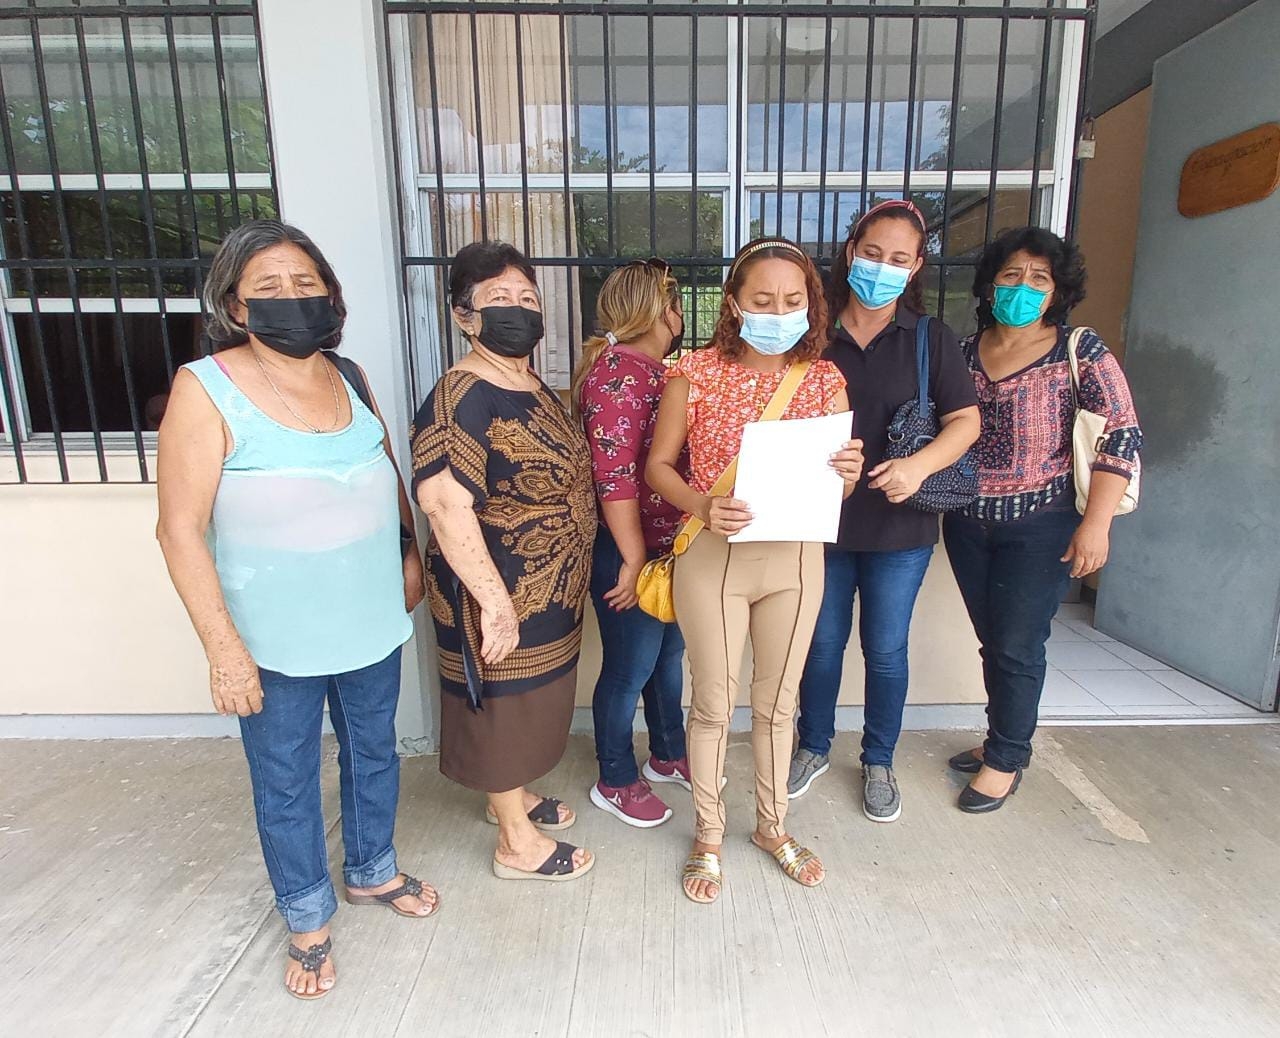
330, 354, 417, 558
882, 315, 980, 514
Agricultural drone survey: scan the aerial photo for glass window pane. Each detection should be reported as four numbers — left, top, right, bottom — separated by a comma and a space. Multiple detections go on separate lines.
1, 15, 267, 177
13, 311, 202, 433
412, 13, 571, 176
218, 15, 271, 175
745, 13, 1062, 175
172, 16, 233, 175
747, 186, 1045, 263
574, 189, 722, 259
2, 187, 274, 296
929, 263, 980, 337
747, 16, 968, 175
408, 12, 729, 178
29, 19, 95, 175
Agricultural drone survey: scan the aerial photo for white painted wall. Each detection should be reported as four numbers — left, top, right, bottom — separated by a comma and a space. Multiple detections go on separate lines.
0, 474, 983, 724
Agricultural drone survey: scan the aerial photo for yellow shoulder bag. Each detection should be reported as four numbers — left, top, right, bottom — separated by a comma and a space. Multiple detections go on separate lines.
635, 361, 812, 623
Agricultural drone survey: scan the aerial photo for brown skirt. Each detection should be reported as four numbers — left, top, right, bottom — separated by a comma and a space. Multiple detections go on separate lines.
439, 669, 577, 793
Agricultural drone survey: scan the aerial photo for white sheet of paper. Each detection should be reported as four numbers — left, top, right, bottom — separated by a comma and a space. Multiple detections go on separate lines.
728, 411, 853, 543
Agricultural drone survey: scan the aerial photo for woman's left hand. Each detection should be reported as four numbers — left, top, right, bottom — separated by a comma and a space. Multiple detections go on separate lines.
403, 549, 426, 612
867, 457, 927, 503
1061, 519, 1110, 578
829, 439, 865, 486
604, 558, 642, 612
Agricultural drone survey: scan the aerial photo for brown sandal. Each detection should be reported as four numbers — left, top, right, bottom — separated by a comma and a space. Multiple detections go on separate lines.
344, 874, 440, 918
285, 937, 333, 1000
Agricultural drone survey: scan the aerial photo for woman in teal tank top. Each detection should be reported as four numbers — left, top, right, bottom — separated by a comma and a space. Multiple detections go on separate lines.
157, 221, 438, 1001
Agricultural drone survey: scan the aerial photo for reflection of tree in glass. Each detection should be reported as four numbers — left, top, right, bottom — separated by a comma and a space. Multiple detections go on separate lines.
1, 189, 277, 298
4, 97, 272, 176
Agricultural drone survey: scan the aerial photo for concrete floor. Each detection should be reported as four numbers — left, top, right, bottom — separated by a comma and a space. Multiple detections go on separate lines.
3, 727, 1280, 1038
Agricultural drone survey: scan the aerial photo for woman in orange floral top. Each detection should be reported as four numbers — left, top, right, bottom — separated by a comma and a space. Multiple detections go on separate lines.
647, 237, 864, 904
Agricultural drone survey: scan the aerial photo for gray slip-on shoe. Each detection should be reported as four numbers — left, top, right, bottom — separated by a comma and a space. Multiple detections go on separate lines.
786, 748, 830, 799
862, 764, 902, 822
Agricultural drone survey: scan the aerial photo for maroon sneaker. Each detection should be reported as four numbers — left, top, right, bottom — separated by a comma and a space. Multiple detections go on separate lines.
643, 755, 693, 792
589, 779, 673, 828
644, 756, 726, 793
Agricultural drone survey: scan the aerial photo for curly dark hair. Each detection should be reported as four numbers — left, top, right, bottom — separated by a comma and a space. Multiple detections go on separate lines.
709, 237, 829, 362
972, 226, 1087, 329
827, 207, 928, 319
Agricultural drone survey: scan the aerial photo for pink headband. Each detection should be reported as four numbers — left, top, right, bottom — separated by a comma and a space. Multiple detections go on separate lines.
852, 199, 927, 239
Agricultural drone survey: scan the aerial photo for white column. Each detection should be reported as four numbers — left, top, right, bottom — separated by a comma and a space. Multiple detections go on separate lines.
257, 0, 438, 751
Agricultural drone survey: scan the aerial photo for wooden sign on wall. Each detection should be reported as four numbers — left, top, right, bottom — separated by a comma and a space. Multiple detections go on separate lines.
1178, 122, 1280, 218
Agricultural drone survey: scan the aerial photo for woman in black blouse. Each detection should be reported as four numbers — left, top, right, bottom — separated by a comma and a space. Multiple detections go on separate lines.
788, 201, 980, 823
411, 241, 597, 883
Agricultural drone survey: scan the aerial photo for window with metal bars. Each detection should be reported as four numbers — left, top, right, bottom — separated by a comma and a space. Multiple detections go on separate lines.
385, 0, 1092, 406
0, 1, 277, 484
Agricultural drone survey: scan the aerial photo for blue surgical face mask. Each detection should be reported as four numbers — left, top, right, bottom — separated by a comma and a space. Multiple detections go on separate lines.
991, 283, 1049, 328
736, 305, 810, 356
847, 255, 911, 310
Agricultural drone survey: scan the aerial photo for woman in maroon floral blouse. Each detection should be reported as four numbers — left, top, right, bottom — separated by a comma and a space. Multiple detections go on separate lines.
572, 259, 692, 829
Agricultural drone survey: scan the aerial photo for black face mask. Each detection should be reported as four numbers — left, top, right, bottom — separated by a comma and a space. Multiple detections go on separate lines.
244, 296, 342, 359
476, 305, 544, 358
665, 314, 685, 357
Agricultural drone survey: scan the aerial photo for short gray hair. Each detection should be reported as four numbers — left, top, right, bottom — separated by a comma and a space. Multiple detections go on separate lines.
201, 220, 347, 352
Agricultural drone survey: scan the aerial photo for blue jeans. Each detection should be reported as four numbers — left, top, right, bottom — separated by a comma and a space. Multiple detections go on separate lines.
797, 544, 934, 766
239, 646, 403, 933
589, 527, 687, 787
943, 505, 1079, 773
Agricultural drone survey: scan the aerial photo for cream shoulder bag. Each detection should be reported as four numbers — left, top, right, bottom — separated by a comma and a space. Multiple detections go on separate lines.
1066, 327, 1139, 517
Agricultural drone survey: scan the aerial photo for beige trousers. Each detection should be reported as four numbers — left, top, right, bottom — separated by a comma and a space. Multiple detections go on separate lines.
673, 533, 824, 844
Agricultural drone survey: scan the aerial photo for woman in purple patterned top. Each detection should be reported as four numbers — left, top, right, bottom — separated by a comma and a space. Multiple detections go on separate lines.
943, 227, 1143, 813
572, 259, 692, 829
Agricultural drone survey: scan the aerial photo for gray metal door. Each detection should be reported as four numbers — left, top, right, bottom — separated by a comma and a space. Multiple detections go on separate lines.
1096, 6, 1280, 711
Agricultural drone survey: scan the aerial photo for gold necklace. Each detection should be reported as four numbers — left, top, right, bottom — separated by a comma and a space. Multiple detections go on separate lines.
252, 350, 342, 433
473, 348, 536, 391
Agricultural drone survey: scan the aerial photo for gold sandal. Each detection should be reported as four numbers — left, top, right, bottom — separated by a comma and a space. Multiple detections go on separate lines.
681, 851, 723, 904
762, 837, 824, 887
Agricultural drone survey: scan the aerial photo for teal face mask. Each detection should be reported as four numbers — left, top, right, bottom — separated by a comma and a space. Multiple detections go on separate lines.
991, 284, 1049, 328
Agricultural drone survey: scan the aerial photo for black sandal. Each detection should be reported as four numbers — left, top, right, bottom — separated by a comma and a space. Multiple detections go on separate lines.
345, 873, 439, 918
286, 937, 333, 1000
491, 840, 595, 882
484, 796, 575, 831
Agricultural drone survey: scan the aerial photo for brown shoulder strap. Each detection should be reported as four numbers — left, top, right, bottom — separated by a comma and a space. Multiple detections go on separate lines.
673, 361, 812, 554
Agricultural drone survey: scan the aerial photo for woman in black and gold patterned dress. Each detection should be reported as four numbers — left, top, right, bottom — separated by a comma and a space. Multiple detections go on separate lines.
411, 241, 597, 882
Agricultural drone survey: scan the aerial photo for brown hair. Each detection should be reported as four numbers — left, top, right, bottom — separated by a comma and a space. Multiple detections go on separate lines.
709, 237, 828, 362
827, 201, 928, 320
570, 260, 681, 416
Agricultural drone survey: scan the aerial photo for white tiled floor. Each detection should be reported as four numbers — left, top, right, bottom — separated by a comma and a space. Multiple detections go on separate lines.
1042, 601, 1265, 719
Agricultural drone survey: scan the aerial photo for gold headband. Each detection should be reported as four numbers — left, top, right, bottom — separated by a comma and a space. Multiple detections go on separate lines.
728, 239, 809, 280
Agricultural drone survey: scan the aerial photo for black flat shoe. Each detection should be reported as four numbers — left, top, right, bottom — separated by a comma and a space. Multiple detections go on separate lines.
957, 769, 1022, 813
949, 747, 1033, 775
947, 749, 984, 774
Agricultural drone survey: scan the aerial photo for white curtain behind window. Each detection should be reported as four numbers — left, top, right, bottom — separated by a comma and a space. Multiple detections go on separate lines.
413, 12, 580, 389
